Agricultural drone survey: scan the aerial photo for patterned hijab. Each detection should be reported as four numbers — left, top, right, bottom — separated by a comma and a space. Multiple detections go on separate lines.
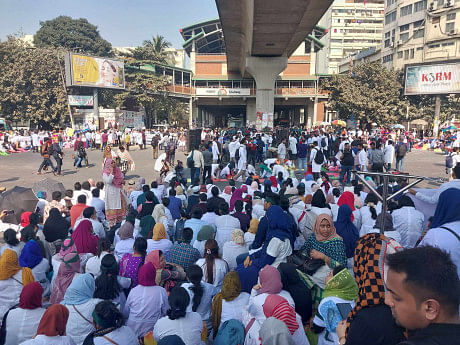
323, 268, 358, 302
102, 158, 123, 188
346, 233, 402, 333
263, 295, 299, 335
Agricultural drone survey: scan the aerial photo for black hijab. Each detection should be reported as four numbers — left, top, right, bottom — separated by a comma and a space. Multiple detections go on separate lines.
312, 190, 330, 209
43, 208, 70, 242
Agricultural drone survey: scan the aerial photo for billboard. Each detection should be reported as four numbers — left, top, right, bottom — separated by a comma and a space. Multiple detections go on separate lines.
68, 95, 93, 106
195, 88, 251, 96
404, 61, 460, 95
65, 53, 125, 89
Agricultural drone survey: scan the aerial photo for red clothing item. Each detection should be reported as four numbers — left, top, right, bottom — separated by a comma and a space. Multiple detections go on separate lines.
70, 203, 87, 228
71, 219, 98, 255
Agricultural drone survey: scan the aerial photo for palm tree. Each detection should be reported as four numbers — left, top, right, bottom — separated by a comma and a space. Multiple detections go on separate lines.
139, 34, 175, 65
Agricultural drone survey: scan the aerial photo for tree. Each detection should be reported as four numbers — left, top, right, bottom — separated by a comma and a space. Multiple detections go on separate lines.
130, 35, 175, 65
324, 62, 407, 127
34, 16, 112, 57
0, 37, 67, 126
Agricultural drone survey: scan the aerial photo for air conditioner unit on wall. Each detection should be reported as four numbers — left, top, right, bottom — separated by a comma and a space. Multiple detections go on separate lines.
397, 40, 403, 46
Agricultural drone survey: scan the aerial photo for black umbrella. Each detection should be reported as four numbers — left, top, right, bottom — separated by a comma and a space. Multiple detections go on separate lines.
33, 178, 66, 201
0, 186, 38, 224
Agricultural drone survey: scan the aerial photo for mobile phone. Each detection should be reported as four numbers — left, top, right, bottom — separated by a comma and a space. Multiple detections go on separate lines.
337, 302, 353, 319
5, 210, 14, 215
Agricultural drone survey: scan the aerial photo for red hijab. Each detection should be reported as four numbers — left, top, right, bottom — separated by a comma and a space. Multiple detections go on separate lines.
269, 176, 278, 188
21, 212, 32, 227
36, 304, 69, 336
263, 294, 299, 335
138, 262, 157, 286
19, 281, 43, 309
337, 191, 356, 221
71, 219, 98, 255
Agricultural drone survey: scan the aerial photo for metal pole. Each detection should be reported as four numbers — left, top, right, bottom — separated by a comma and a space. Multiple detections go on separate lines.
93, 88, 99, 124
433, 95, 441, 138
380, 175, 389, 234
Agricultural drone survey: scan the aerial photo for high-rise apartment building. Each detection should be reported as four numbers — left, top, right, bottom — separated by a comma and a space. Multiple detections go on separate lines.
317, 0, 385, 74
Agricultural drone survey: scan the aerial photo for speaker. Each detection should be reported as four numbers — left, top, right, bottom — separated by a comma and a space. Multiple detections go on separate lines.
187, 129, 202, 151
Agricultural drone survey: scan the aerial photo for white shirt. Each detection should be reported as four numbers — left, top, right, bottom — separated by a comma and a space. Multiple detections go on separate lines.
195, 258, 228, 290
415, 179, 460, 204
215, 215, 241, 253
114, 238, 135, 261
154, 312, 204, 345
182, 281, 218, 321
74, 218, 105, 239
0, 270, 25, 319
289, 137, 298, 154
218, 292, 250, 327
228, 141, 240, 158
383, 145, 395, 164
90, 197, 105, 221
277, 143, 287, 158
222, 241, 248, 270
310, 148, 324, 173
64, 298, 102, 345
93, 326, 139, 345
358, 149, 368, 171
392, 206, 425, 248
266, 237, 292, 267
20, 335, 76, 345
5, 307, 46, 345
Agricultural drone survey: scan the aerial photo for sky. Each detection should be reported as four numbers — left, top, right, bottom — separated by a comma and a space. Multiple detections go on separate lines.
0, 0, 219, 48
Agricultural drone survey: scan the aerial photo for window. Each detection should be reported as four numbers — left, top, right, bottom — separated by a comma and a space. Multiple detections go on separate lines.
413, 28, 425, 38
384, 39, 392, 47
401, 4, 413, 16
417, 46, 424, 50
410, 48, 415, 59
385, 31, 391, 39
397, 51, 403, 58
400, 32, 410, 42
442, 41, 455, 46
428, 43, 441, 48
404, 50, 410, 60
414, 0, 427, 12
385, 11, 397, 24
446, 21, 455, 32
432, 16, 440, 24
413, 20, 424, 28
387, 0, 396, 6
383, 54, 394, 63
400, 24, 410, 32
447, 13, 456, 21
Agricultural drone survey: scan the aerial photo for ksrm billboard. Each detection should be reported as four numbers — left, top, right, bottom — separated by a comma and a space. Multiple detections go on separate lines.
65, 53, 125, 89
404, 60, 460, 95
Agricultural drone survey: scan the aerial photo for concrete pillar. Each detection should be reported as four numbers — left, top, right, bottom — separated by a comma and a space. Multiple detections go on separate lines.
189, 98, 193, 128
246, 56, 287, 120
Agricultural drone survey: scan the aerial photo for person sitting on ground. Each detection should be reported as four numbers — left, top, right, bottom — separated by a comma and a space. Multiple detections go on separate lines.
147, 223, 173, 257
193, 225, 215, 257
168, 228, 201, 271
145, 249, 186, 294
119, 237, 147, 289
391, 195, 424, 248
195, 239, 229, 290
232, 200, 251, 232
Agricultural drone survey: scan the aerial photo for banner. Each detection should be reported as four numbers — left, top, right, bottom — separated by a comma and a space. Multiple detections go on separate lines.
195, 88, 251, 96
118, 111, 145, 129
404, 61, 460, 95
68, 95, 94, 106
66, 53, 125, 89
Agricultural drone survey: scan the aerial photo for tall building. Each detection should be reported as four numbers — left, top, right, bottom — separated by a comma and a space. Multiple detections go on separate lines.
382, 0, 460, 70
317, 0, 385, 74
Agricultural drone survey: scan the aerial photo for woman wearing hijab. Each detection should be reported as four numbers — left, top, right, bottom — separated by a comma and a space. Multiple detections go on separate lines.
119, 237, 147, 289
102, 158, 126, 227
175, 185, 187, 209
49, 251, 80, 304
236, 206, 293, 293
222, 229, 247, 270
19, 240, 50, 295
0, 249, 35, 319
62, 273, 101, 345
337, 191, 361, 229
248, 180, 259, 197
391, 195, 424, 248
138, 215, 155, 239
334, 204, 360, 267
147, 223, 173, 257
244, 218, 259, 249
312, 266, 358, 345
336, 233, 404, 345
193, 225, 215, 257
152, 203, 169, 231
145, 250, 185, 294
114, 221, 135, 261
43, 208, 70, 243
71, 219, 98, 255
311, 190, 333, 217
211, 272, 250, 334
2, 282, 45, 344
123, 262, 169, 338
259, 317, 296, 345
278, 263, 313, 326
20, 304, 75, 345
229, 188, 244, 212
50, 238, 79, 289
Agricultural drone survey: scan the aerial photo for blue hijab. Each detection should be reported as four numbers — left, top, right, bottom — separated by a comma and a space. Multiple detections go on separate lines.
266, 205, 293, 243
430, 188, 460, 229
334, 204, 359, 258
62, 273, 95, 305
19, 240, 43, 269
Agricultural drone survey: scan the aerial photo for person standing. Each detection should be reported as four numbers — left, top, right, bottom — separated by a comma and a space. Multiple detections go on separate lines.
395, 138, 407, 172
297, 137, 308, 173
288, 133, 298, 166
31, 131, 40, 153
383, 139, 395, 171
277, 138, 287, 161
187, 148, 204, 183
151, 133, 160, 159
101, 131, 108, 151
52, 139, 63, 176
310, 142, 325, 180
37, 138, 56, 175
339, 142, 355, 185
233, 139, 247, 181
102, 159, 126, 227
369, 142, 385, 183
212, 137, 220, 163
202, 143, 213, 184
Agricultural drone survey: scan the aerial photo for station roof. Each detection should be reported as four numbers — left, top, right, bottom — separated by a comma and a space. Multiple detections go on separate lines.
180, 19, 226, 55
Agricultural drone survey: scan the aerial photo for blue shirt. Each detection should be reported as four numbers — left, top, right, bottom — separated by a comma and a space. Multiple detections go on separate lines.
168, 196, 182, 220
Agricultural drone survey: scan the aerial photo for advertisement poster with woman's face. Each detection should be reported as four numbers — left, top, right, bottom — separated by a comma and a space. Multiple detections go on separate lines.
71, 54, 125, 89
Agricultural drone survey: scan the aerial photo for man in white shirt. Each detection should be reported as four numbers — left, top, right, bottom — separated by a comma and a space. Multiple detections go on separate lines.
277, 139, 287, 160
310, 142, 325, 180
90, 188, 105, 222
288, 135, 297, 165
357, 142, 368, 172
383, 139, 395, 171
212, 138, 220, 163
215, 202, 241, 254
228, 137, 240, 164
233, 140, 247, 181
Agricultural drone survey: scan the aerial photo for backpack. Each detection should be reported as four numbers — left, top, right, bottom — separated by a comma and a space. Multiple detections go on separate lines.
321, 137, 327, 148
397, 143, 407, 157
214, 319, 245, 345
186, 150, 194, 168
314, 148, 324, 165
446, 154, 453, 168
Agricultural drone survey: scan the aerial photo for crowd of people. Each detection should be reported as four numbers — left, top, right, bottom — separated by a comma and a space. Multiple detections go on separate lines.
0, 125, 458, 345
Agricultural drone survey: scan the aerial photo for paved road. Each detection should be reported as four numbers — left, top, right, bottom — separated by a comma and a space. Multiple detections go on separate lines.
0, 146, 448, 191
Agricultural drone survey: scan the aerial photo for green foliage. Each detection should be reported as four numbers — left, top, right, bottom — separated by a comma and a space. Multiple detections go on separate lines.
0, 37, 67, 124
34, 16, 112, 57
128, 35, 175, 65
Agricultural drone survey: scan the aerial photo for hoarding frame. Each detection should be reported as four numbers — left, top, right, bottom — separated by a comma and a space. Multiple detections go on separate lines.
65, 52, 125, 90
403, 59, 460, 96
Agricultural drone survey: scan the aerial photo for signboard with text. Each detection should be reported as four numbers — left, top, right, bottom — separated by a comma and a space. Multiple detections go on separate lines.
195, 88, 251, 96
404, 61, 460, 95
68, 95, 94, 106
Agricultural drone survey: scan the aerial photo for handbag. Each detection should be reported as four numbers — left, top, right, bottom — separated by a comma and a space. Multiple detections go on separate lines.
288, 251, 325, 276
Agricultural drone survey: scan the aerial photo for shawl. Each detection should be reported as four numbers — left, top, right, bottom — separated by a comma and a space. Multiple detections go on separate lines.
36, 304, 69, 336
152, 204, 166, 224
138, 262, 157, 286
0, 249, 34, 286
62, 273, 95, 305
232, 229, 245, 245
102, 158, 123, 188
323, 268, 358, 301
211, 271, 242, 332
59, 237, 78, 258
250, 181, 259, 191
197, 225, 215, 242
49, 252, 80, 304
259, 317, 296, 345
152, 223, 167, 241
176, 185, 184, 195
229, 188, 244, 212
241, 185, 248, 193
314, 214, 338, 242
248, 219, 259, 234
19, 240, 43, 268
430, 188, 460, 228
139, 215, 155, 239
71, 219, 98, 255
20, 211, 32, 227
146, 250, 163, 270
334, 205, 360, 258
337, 191, 356, 221
346, 233, 402, 334
259, 265, 283, 294
19, 281, 43, 309
43, 208, 70, 242
118, 221, 134, 240
263, 295, 299, 335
